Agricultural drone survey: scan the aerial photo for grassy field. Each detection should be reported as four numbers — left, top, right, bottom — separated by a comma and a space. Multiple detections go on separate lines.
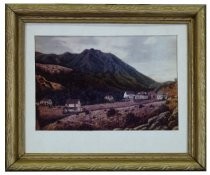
36, 99, 178, 130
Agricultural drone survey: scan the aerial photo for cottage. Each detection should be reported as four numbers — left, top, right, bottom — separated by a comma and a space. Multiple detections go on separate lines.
104, 95, 114, 102
39, 98, 53, 107
156, 92, 168, 100
135, 92, 149, 100
123, 91, 135, 99
65, 99, 81, 112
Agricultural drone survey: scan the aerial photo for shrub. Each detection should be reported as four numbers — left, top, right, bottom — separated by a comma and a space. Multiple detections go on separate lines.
149, 104, 154, 108
165, 99, 177, 112
166, 100, 170, 105
107, 108, 116, 117
125, 112, 140, 126
139, 104, 144, 108
78, 123, 93, 130
85, 110, 90, 115
151, 104, 169, 117
126, 112, 135, 118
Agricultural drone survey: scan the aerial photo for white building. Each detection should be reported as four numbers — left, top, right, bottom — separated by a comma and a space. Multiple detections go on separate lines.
135, 92, 149, 100
39, 98, 53, 107
156, 93, 168, 100
104, 95, 114, 102
65, 99, 81, 112
123, 91, 135, 99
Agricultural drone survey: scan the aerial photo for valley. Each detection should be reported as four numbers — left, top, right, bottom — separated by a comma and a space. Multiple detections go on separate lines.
35, 48, 178, 130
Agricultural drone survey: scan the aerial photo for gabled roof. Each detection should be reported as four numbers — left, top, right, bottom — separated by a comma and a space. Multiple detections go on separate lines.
66, 99, 80, 104
40, 98, 52, 101
125, 91, 135, 95
137, 91, 148, 95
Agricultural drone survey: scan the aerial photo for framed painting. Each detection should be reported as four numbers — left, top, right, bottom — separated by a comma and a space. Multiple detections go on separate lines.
5, 4, 206, 171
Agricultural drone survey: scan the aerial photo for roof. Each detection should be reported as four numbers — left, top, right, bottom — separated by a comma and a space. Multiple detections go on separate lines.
40, 98, 52, 101
137, 91, 148, 95
125, 91, 135, 95
66, 99, 80, 104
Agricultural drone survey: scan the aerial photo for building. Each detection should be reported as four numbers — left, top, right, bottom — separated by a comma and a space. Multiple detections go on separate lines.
135, 92, 149, 100
39, 98, 53, 107
104, 95, 114, 102
123, 91, 135, 99
65, 99, 81, 112
156, 92, 168, 100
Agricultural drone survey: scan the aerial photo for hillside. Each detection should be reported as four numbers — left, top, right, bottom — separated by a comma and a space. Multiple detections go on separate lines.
36, 63, 73, 76
157, 81, 178, 112
36, 75, 65, 92
35, 49, 160, 105
157, 81, 177, 97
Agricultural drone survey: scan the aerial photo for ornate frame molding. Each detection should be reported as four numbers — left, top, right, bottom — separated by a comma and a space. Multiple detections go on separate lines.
5, 4, 206, 171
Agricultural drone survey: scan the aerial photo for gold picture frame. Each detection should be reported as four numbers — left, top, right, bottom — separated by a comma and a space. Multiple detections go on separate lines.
5, 4, 206, 171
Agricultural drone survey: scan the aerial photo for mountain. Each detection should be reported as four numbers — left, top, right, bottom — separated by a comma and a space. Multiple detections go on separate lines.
36, 49, 158, 88
35, 49, 160, 105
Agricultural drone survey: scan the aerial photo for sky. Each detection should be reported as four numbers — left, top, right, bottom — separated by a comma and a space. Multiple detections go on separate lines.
35, 36, 177, 82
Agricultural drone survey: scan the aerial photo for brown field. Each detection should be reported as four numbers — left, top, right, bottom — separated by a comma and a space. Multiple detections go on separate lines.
36, 99, 178, 130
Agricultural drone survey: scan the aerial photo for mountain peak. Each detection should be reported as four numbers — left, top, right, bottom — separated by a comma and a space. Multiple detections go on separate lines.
82, 48, 102, 55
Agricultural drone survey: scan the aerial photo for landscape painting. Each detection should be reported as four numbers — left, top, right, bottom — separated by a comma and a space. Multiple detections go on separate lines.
35, 36, 178, 130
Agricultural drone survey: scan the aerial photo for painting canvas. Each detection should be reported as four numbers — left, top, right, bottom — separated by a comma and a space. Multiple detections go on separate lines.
35, 36, 178, 130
